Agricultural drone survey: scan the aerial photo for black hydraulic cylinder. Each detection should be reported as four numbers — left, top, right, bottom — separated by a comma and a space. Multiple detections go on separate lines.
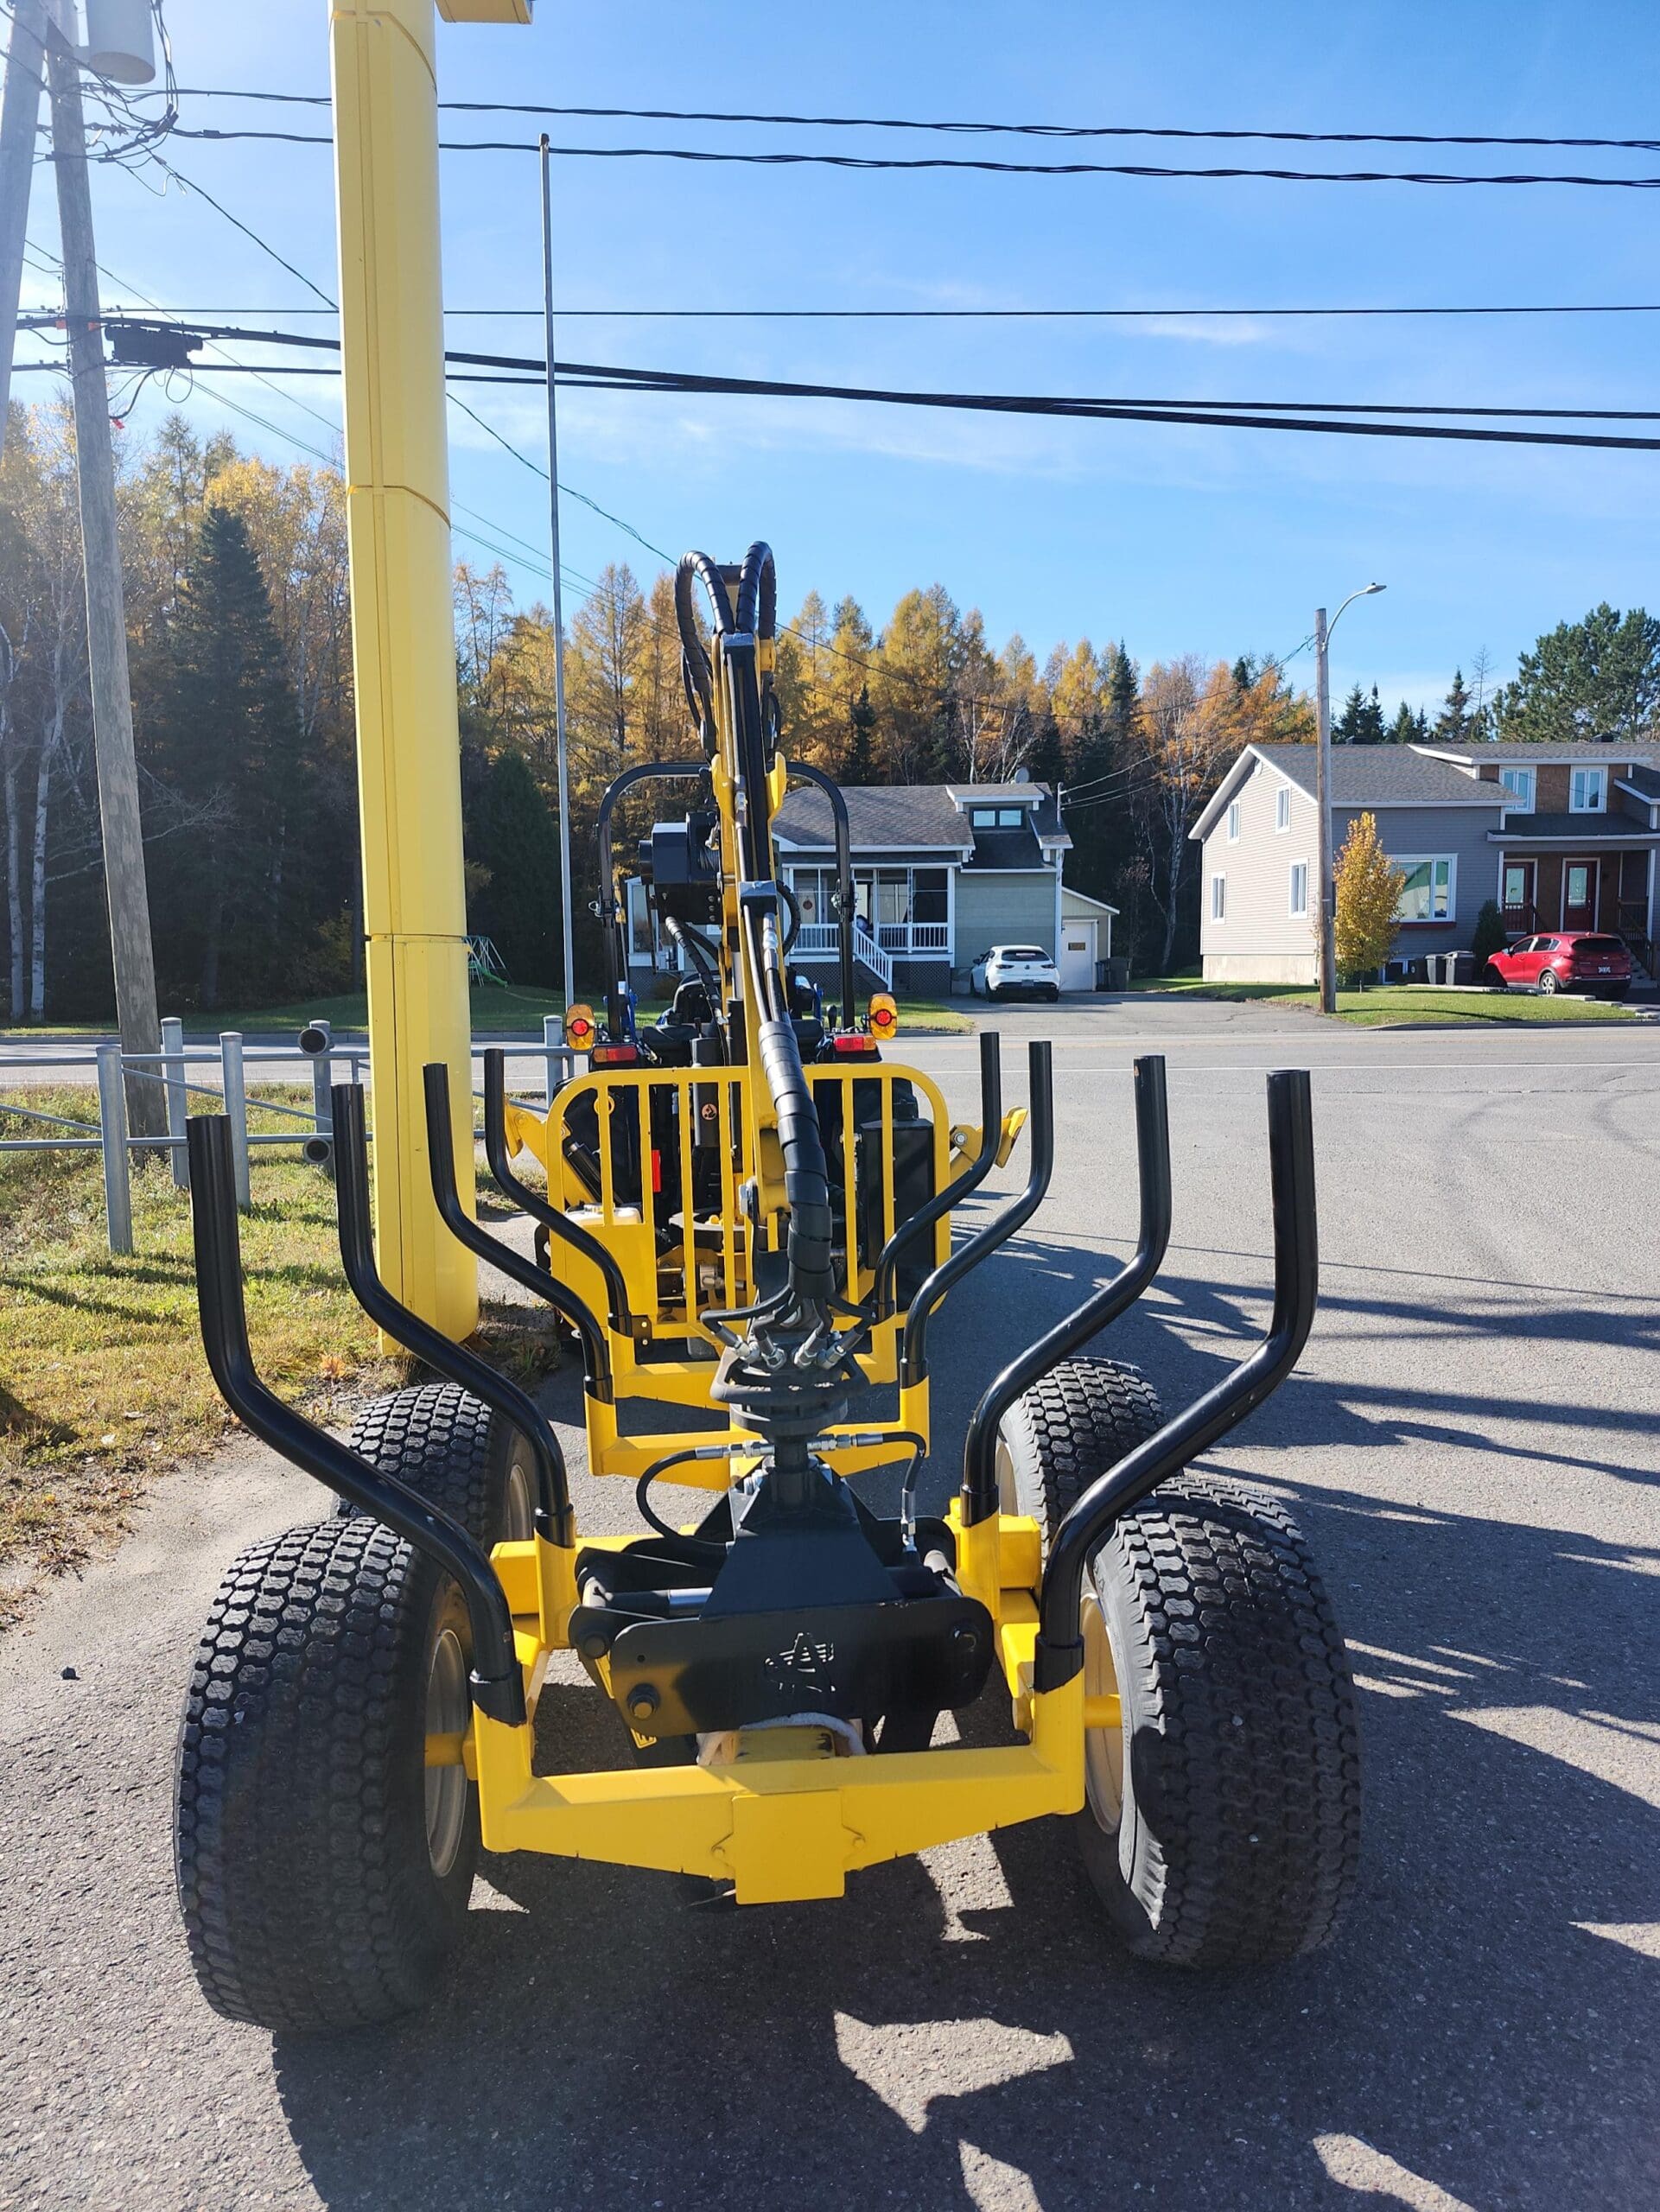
331, 1084, 575, 1549
185, 1114, 525, 1726
959, 1054, 1171, 1524
1034, 1067, 1318, 1689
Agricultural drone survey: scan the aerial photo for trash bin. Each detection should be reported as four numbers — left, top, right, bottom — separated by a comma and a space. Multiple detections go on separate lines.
1099, 957, 1130, 993
1404, 957, 1428, 982
1449, 950, 1477, 985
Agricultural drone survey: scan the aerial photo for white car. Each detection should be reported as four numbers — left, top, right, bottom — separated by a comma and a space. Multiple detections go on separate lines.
970, 944, 1062, 1001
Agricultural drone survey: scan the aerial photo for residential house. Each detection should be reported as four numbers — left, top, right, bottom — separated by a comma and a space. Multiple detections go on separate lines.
1192, 740, 1660, 983
621, 780, 1115, 997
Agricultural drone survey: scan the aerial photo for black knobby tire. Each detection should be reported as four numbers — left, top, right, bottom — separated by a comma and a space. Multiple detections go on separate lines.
174, 1516, 479, 2033
996, 1356, 1166, 1550
340, 1382, 535, 1548
1076, 1471, 1362, 1967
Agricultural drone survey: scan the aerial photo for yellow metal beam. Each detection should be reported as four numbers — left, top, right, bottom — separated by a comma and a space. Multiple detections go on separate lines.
328, 0, 527, 1335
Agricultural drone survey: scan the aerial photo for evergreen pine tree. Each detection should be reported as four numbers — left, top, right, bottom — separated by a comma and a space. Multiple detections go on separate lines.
1333, 683, 1385, 745
146, 505, 309, 1008
840, 684, 877, 784
1434, 668, 1472, 741
464, 749, 563, 985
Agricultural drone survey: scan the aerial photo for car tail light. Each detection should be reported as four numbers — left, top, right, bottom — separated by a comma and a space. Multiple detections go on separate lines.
830, 1033, 879, 1058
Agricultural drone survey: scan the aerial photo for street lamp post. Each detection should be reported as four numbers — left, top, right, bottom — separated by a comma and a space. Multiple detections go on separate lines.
1313, 583, 1387, 1013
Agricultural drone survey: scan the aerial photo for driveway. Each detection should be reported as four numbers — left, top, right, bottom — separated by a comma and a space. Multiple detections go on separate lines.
3, 1003, 1658, 2209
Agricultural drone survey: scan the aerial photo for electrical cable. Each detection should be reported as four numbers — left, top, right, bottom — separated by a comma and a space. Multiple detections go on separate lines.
157, 126, 1660, 188
142, 85, 1660, 155
45, 300, 1660, 322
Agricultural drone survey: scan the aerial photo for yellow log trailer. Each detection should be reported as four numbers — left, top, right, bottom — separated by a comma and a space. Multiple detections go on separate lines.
173, 546, 1361, 2032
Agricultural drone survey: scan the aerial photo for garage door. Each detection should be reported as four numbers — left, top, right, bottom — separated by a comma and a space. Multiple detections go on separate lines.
1059, 923, 1094, 992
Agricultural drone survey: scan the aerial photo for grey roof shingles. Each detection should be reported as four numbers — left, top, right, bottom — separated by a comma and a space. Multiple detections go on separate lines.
773, 781, 1068, 853
1265, 745, 1505, 806
1489, 811, 1660, 842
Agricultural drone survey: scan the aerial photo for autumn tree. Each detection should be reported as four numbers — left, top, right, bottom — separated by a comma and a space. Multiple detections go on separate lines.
1130, 656, 1239, 971
1332, 812, 1404, 986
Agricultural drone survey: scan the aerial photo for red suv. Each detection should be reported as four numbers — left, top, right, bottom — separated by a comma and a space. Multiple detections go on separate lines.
1487, 931, 1633, 1000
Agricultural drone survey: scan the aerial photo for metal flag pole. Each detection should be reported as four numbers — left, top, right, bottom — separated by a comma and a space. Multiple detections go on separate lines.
539, 132, 576, 1017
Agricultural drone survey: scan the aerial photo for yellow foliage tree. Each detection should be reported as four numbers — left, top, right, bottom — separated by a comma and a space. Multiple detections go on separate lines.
1332, 811, 1405, 985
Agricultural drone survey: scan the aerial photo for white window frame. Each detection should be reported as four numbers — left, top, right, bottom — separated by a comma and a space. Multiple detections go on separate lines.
1226, 800, 1241, 843
1498, 765, 1536, 810
1393, 854, 1457, 924
1275, 785, 1291, 833
1210, 874, 1227, 923
1569, 766, 1606, 814
1288, 860, 1309, 918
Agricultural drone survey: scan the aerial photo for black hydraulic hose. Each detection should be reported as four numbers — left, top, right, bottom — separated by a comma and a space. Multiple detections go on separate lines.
735, 539, 776, 639
676, 550, 732, 741
779, 877, 803, 956
420, 1065, 614, 1409
662, 912, 720, 995
185, 1115, 525, 1726
331, 1084, 576, 1548
900, 1040, 1055, 1389
959, 1054, 1171, 1525
873, 1029, 1003, 1319
482, 1049, 637, 1342
1034, 1068, 1319, 1690
787, 761, 855, 1016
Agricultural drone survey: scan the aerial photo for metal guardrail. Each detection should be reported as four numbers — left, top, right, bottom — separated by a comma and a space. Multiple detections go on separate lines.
0, 1014, 575, 1257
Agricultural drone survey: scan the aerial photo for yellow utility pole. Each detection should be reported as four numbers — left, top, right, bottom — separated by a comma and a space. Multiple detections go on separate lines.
328, 0, 531, 1337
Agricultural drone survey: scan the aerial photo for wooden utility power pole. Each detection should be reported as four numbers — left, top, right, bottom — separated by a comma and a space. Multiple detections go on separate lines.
45, 26, 164, 1133
0, 0, 54, 465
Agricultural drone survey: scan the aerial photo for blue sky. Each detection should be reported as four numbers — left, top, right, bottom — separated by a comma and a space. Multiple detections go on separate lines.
15, 1, 1660, 713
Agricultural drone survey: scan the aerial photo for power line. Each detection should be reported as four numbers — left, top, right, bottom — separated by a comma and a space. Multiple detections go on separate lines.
159, 127, 1660, 188
39, 299, 1660, 321
149, 154, 337, 308
144, 86, 1660, 155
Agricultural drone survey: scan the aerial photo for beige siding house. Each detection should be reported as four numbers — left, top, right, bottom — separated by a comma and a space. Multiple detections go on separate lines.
1192, 746, 1511, 983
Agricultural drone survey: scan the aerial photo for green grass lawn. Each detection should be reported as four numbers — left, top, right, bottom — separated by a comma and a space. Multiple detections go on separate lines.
0, 1087, 555, 1625
1126, 975, 1639, 1025
3, 984, 973, 1040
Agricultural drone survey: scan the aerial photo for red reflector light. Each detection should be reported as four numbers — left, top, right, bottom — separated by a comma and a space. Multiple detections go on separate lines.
591, 1043, 639, 1066
651, 1147, 663, 1193
831, 1033, 879, 1058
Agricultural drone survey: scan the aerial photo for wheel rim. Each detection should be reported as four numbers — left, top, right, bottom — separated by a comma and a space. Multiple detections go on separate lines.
503, 1453, 534, 1543
994, 1434, 1015, 1516
1081, 1592, 1126, 1834
424, 1623, 470, 1878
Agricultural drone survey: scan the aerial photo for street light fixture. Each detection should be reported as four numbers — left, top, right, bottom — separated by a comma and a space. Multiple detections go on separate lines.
1314, 583, 1387, 1014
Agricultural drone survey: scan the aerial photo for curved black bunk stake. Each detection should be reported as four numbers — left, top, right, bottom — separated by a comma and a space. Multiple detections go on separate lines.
959, 1054, 1172, 1526
185, 1115, 525, 1726
330, 1084, 576, 1551
481, 1048, 639, 1345
1034, 1066, 1319, 1690
420, 1065, 613, 1406
595, 759, 707, 1034
872, 1029, 1004, 1321
900, 1039, 1056, 1391
785, 760, 855, 1019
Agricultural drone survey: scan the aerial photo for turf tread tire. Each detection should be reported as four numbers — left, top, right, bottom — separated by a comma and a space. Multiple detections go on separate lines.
174, 1516, 477, 2033
997, 1357, 1165, 1549
340, 1382, 528, 1547
1078, 1471, 1362, 1967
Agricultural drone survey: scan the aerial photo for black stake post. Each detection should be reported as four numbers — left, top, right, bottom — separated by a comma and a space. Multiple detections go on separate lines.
900, 1039, 1055, 1390
872, 1029, 1003, 1321
959, 1054, 1172, 1526
481, 1048, 639, 1343
331, 1084, 576, 1550
1034, 1066, 1319, 1689
184, 1114, 525, 1726
421, 1065, 613, 1405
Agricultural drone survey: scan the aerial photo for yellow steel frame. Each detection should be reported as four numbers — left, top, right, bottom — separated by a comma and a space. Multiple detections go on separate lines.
446, 1504, 1110, 1902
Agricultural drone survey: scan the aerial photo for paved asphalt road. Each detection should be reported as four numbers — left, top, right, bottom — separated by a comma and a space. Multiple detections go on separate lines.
3, 997, 1658, 2211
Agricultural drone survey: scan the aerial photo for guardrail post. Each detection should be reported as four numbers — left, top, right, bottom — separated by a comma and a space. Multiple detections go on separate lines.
219, 1031, 250, 1210
96, 1044, 133, 1255
161, 1015, 189, 1190
544, 1014, 563, 1109
300, 1020, 334, 1172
